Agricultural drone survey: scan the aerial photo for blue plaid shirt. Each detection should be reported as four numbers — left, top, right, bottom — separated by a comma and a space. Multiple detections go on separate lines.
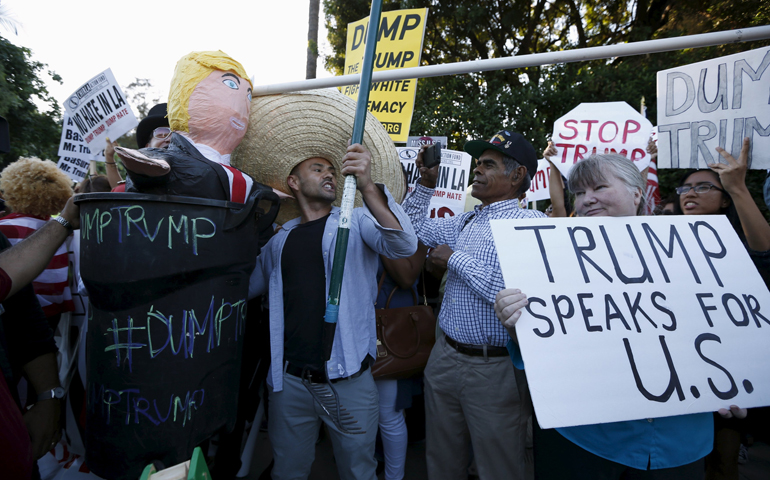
402, 184, 546, 346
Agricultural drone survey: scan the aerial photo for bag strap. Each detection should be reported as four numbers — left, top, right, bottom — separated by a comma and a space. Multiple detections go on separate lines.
375, 272, 387, 308
385, 284, 419, 309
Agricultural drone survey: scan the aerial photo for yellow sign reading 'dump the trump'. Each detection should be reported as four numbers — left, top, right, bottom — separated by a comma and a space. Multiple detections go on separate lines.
342, 8, 427, 143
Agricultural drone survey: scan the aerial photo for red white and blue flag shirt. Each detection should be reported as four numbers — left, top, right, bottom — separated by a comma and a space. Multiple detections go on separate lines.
0, 213, 74, 317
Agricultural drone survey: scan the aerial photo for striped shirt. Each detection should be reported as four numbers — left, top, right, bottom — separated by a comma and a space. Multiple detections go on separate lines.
0, 213, 74, 317
402, 184, 546, 346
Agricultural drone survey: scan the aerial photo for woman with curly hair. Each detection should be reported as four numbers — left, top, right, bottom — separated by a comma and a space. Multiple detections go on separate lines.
0, 157, 74, 321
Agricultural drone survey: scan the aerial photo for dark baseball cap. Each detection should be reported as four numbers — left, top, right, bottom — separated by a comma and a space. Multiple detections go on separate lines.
464, 130, 538, 179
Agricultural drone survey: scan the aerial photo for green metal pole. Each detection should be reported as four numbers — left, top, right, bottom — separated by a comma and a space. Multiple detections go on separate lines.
322, 0, 383, 358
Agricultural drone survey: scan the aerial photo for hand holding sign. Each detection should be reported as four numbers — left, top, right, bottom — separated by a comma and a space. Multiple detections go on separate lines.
495, 288, 528, 338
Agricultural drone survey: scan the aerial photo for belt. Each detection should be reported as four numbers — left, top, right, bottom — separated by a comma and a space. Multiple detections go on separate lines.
285, 359, 370, 384
445, 335, 509, 357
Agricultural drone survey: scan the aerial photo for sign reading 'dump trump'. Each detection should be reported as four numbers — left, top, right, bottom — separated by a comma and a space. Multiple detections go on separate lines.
343, 8, 428, 142
656, 46, 770, 169
490, 216, 770, 429
526, 159, 553, 203
64, 68, 138, 146
550, 102, 654, 178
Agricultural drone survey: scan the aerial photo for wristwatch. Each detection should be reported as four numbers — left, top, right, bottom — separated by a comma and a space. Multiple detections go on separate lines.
53, 216, 73, 232
37, 386, 65, 402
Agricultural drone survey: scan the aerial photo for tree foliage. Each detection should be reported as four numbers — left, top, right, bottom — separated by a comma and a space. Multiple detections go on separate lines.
323, 0, 770, 212
0, 35, 62, 168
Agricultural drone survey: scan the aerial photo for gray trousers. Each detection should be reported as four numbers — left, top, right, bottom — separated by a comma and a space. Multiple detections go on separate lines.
425, 334, 531, 480
268, 368, 379, 480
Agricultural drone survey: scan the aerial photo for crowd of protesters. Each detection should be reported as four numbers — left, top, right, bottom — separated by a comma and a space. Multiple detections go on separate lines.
1, 62, 770, 480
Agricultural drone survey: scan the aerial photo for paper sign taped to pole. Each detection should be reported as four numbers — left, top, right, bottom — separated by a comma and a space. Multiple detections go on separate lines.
656, 46, 770, 169
491, 215, 770, 429
64, 68, 138, 147
398, 146, 471, 218
550, 102, 654, 178
526, 159, 553, 203
343, 8, 428, 142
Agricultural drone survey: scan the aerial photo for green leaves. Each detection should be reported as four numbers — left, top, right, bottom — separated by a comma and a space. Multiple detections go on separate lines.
0, 35, 61, 168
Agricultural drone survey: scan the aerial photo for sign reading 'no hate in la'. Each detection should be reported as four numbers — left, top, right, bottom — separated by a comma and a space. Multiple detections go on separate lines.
397, 146, 471, 218
491, 215, 770, 429
656, 46, 770, 170
343, 8, 427, 143
64, 68, 138, 147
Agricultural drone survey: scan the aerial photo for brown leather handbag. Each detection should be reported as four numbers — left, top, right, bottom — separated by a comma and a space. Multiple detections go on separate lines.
371, 274, 437, 380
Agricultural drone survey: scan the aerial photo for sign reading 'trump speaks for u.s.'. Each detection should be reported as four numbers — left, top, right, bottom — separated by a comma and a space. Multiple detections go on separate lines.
656, 46, 770, 169
491, 215, 770, 429
64, 68, 138, 147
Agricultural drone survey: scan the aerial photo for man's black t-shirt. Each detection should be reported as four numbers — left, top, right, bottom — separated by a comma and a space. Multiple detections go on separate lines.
281, 214, 330, 370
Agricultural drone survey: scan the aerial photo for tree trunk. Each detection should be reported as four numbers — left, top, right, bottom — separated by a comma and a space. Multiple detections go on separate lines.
306, 0, 320, 79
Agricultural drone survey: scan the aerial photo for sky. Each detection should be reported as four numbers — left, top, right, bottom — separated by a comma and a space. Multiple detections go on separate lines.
3, 0, 334, 113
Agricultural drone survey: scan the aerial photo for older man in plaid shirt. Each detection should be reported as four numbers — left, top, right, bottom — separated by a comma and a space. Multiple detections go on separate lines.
402, 130, 546, 479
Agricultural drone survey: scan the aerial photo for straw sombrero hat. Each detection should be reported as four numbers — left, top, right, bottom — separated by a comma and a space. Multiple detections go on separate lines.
232, 89, 404, 224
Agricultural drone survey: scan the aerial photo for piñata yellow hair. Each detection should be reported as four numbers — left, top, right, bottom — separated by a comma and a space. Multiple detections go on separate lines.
168, 51, 252, 133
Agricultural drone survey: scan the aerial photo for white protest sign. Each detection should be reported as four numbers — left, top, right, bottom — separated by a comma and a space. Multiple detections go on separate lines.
57, 112, 92, 161
57, 155, 89, 182
551, 102, 654, 178
64, 68, 138, 148
656, 46, 770, 170
526, 159, 552, 203
398, 146, 471, 218
491, 216, 770, 429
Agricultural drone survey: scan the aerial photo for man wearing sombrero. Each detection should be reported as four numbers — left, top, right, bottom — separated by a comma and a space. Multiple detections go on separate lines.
240, 90, 416, 480
402, 130, 546, 479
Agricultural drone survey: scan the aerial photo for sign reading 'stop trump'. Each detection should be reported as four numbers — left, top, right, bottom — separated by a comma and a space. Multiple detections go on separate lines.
64, 68, 138, 147
656, 47, 770, 169
550, 102, 654, 178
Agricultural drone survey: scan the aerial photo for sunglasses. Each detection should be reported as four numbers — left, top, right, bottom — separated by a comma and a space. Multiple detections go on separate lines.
153, 126, 172, 139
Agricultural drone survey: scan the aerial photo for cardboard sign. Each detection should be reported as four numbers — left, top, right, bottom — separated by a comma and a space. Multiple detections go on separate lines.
342, 8, 428, 142
551, 102, 654, 178
398, 146, 471, 218
64, 68, 138, 147
491, 216, 770, 429
526, 159, 553, 203
656, 46, 770, 169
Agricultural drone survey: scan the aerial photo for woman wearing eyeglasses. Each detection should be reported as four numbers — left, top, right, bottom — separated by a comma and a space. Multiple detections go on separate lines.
673, 137, 770, 278
674, 137, 770, 480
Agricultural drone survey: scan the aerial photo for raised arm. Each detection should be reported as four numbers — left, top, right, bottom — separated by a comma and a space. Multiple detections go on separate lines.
712, 137, 770, 252
104, 138, 123, 188
343, 143, 402, 230
543, 141, 567, 217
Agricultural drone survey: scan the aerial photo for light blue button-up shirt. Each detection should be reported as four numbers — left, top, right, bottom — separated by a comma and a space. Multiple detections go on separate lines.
249, 186, 417, 391
506, 339, 713, 469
